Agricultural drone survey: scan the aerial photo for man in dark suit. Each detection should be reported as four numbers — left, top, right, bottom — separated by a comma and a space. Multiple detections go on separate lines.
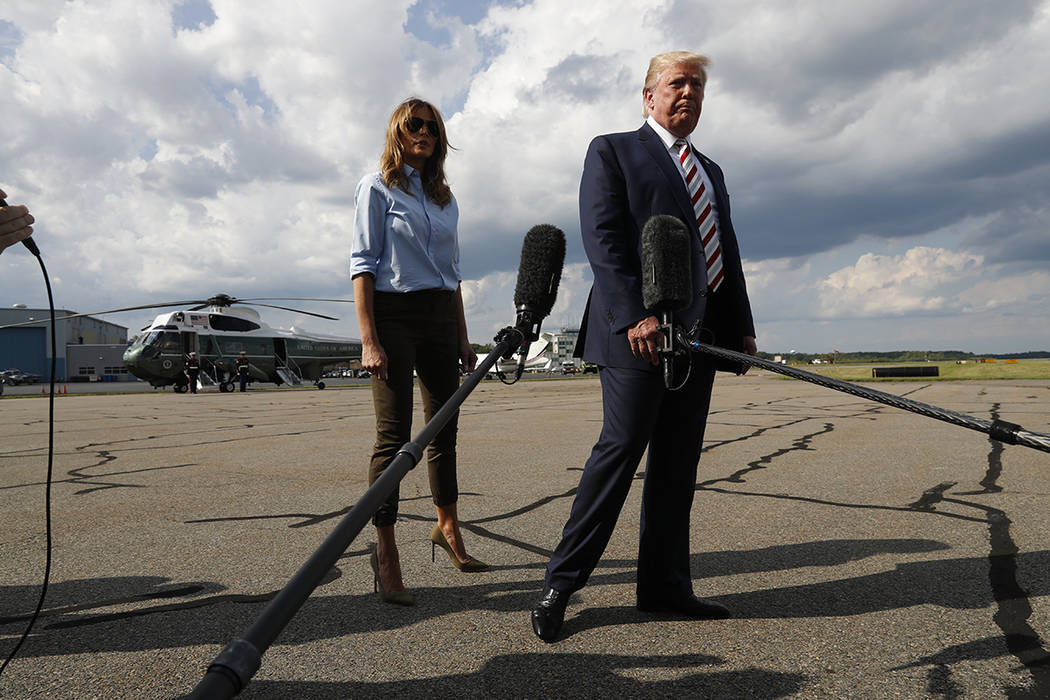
531, 51, 757, 642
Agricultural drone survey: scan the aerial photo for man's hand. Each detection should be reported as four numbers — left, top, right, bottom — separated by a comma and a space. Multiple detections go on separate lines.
0, 189, 35, 254
627, 315, 662, 366
738, 335, 758, 375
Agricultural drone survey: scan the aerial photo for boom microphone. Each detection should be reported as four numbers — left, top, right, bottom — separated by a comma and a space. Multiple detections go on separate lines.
512, 224, 566, 349
641, 215, 692, 388
641, 214, 692, 312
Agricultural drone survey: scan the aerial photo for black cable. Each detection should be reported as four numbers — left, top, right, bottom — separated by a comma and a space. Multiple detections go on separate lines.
494, 327, 526, 385
0, 214, 55, 680
496, 359, 524, 385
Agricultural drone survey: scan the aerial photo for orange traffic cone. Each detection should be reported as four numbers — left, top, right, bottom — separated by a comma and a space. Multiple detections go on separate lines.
62, 385, 67, 394
41, 385, 45, 393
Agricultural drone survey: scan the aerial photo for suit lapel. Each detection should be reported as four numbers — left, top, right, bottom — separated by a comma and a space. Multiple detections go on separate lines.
637, 124, 697, 235
637, 123, 711, 310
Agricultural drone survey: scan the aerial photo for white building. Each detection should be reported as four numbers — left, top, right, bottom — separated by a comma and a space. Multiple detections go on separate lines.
551, 328, 581, 368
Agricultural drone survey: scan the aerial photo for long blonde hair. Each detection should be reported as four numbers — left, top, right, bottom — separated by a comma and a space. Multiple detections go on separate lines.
379, 98, 453, 208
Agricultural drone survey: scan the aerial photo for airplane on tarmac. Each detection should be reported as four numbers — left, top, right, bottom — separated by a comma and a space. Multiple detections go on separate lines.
2, 294, 361, 392
491, 331, 557, 375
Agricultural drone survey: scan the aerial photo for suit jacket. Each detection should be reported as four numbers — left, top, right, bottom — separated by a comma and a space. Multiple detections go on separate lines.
575, 123, 755, 372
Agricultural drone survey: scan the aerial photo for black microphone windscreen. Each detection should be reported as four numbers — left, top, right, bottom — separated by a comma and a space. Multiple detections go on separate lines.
513, 224, 566, 318
641, 215, 692, 311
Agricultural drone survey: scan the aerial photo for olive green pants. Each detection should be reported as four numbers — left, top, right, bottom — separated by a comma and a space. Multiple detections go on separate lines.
368, 289, 461, 527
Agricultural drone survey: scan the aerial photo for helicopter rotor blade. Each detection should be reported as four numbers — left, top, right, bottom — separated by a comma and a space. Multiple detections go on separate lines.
246, 302, 340, 320
0, 294, 354, 329
233, 297, 355, 304
0, 299, 211, 329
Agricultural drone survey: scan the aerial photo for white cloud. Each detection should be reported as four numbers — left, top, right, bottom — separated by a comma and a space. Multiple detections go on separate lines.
2, 0, 1049, 355
817, 247, 982, 317
957, 269, 1050, 313
462, 261, 590, 341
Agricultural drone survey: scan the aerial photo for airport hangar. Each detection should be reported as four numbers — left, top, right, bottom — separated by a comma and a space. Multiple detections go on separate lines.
0, 306, 130, 382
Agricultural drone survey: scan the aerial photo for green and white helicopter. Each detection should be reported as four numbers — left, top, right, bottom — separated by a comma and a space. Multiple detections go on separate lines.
121, 294, 361, 392
5, 294, 361, 392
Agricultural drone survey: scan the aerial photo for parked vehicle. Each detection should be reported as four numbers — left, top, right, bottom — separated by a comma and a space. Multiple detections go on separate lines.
1, 368, 41, 385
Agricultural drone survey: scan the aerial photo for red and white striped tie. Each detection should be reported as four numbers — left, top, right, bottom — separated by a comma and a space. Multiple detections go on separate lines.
676, 139, 723, 292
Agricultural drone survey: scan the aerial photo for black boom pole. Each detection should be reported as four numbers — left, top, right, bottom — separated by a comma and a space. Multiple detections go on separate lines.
186, 221, 565, 698
689, 341, 1050, 454
187, 328, 526, 700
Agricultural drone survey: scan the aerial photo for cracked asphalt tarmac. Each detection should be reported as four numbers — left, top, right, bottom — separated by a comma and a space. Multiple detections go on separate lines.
2, 372, 1049, 698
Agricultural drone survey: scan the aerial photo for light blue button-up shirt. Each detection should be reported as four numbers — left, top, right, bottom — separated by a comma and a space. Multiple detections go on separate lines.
350, 165, 460, 292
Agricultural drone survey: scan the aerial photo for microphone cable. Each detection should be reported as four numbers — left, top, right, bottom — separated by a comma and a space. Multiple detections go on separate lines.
0, 209, 56, 681
668, 324, 694, 391
493, 327, 527, 385
495, 356, 525, 385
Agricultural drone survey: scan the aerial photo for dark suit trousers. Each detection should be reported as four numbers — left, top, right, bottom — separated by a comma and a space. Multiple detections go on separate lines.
545, 359, 716, 600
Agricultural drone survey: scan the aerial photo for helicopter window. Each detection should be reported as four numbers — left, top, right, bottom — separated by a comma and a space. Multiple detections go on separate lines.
209, 315, 261, 332
221, 339, 272, 356
147, 331, 182, 352
220, 337, 273, 356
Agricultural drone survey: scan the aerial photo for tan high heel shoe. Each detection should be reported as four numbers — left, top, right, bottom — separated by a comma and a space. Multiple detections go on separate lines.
430, 524, 490, 572
370, 547, 415, 606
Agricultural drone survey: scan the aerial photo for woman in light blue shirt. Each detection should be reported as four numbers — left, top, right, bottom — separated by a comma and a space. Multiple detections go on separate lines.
351, 98, 486, 606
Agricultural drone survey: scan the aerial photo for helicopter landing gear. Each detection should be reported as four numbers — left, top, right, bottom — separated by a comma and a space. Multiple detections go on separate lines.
174, 382, 188, 393
315, 381, 326, 390
219, 381, 235, 393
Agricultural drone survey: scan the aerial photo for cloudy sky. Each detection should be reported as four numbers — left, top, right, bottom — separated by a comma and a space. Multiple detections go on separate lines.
3, 0, 1049, 353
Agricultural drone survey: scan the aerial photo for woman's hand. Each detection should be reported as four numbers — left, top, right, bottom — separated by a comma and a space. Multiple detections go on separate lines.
459, 339, 477, 374
361, 339, 388, 381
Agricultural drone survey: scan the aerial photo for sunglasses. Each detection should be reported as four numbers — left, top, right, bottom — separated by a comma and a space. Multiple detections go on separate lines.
405, 116, 440, 138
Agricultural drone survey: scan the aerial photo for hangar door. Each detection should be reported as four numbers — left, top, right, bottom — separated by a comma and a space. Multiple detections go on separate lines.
0, 327, 48, 378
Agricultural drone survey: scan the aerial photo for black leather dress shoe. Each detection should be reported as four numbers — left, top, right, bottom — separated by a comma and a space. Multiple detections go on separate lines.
637, 595, 732, 619
531, 587, 570, 642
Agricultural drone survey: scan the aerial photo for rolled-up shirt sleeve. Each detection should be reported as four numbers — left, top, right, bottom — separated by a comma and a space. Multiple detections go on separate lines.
350, 173, 386, 279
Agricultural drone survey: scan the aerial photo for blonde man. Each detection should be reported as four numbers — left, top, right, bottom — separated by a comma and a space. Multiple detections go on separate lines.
532, 52, 757, 642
